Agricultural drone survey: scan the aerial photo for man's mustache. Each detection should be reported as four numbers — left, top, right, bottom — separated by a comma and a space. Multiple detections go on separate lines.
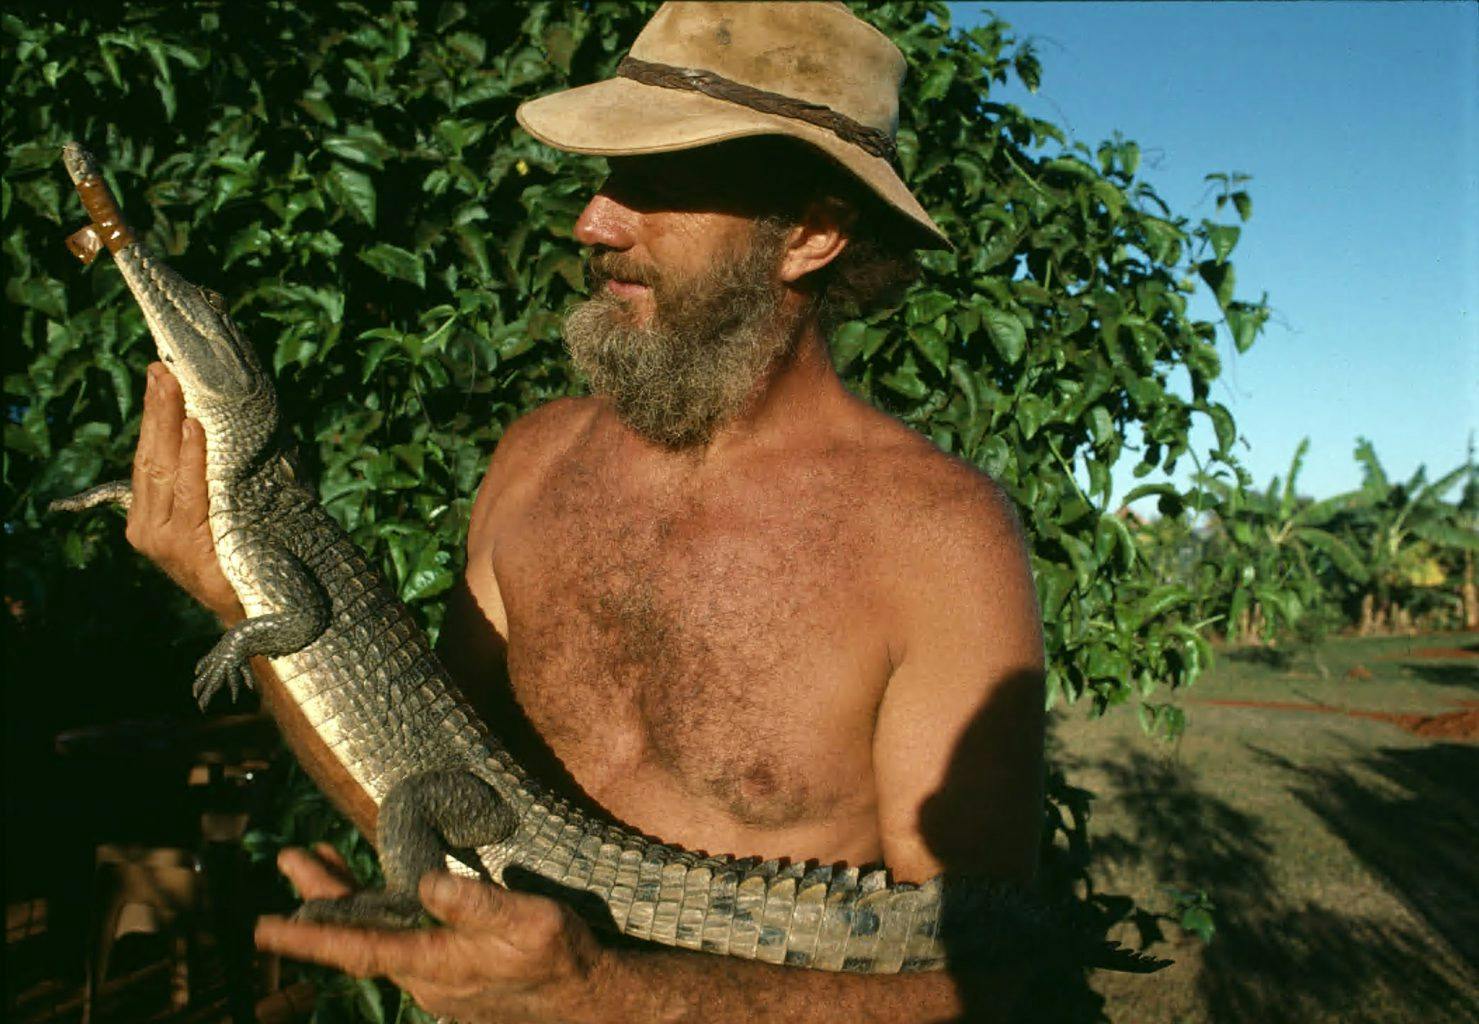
587, 250, 659, 290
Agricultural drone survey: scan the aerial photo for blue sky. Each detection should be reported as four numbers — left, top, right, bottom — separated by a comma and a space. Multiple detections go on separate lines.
957, 2, 1478, 501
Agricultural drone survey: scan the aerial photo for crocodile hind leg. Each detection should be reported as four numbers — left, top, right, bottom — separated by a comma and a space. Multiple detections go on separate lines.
193, 541, 329, 708
296, 770, 519, 929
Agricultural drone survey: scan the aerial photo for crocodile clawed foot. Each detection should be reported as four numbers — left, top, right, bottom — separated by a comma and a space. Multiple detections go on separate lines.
295, 892, 430, 930
227, 662, 256, 703
193, 645, 249, 711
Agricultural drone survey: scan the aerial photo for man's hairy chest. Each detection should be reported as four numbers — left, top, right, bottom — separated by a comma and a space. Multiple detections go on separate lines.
488, 454, 895, 832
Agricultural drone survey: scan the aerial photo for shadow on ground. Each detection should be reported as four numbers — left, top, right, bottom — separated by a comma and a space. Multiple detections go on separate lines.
1397, 662, 1479, 688
1089, 750, 1474, 1023
1261, 741, 1479, 973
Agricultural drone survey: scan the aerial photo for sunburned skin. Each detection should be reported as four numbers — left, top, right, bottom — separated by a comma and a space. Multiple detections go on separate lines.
476, 402, 893, 861
442, 377, 1036, 883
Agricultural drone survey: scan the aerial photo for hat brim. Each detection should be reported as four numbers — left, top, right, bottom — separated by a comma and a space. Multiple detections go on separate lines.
516, 76, 950, 250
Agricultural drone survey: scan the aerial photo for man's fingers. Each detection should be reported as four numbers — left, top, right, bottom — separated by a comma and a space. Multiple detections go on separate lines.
311, 842, 354, 877
255, 917, 456, 983
130, 364, 185, 529
258, 918, 374, 973
419, 872, 558, 938
171, 417, 210, 527
277, 847, 356, 900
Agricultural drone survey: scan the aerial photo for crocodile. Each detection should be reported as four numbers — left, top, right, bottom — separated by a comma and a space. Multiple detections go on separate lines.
51, 141, 1168, 977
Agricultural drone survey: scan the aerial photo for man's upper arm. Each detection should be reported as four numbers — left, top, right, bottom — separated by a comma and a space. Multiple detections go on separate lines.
872, 475, 1045, 885
437, 398, 586, 692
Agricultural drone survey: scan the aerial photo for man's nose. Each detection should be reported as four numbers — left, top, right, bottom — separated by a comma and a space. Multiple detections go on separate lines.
573, 192, 639, 250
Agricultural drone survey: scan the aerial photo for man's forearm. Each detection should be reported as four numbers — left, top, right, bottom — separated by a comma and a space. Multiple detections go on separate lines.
588, 946, 1012, 1024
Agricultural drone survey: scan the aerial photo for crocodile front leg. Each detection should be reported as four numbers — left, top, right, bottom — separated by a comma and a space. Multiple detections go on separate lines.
48, 479, 133, 513
194, 539, 330, 708
297, 770, 519, 928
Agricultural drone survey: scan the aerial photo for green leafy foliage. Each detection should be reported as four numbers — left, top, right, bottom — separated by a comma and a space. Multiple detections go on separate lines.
1140, 439, 1477, 648
3, 2, 1278, 1013
1166, 887, 1217, 945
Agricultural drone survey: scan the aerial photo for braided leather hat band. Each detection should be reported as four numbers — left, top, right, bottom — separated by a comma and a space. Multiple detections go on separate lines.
616, 57, 899, 166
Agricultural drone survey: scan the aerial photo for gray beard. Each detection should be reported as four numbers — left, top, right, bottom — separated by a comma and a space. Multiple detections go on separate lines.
562, 226, 795, 449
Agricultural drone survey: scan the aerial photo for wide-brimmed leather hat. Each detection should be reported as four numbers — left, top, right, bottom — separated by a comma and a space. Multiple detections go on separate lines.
516, 1, 949, 249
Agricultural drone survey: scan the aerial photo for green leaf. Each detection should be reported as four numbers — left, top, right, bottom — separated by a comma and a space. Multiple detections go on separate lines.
154, 73, 176, 121
296, 93, 338, 126
1203, 221, 1240, 264
1123, 482, 1178, 506
1410, 518, 1479, 551
354, 977, 386, 1023
447, 30, 487, 65
1180, 905, 1216, 944
6, 276, 67, 320
879, 356, 929, 400
1088, 406, 1114, 448
325, 162, 377, 226
1015, 393, 1047, 440
223, 224, 272, 269
830, 320, 868, 371
908, 324, 949, 375
1121, 141, 1141, 177
983, 308, 1026, 365
1225, 303, 1263, 353
323, 125, 393, 169
1197, 259, 1236, 310
1135, 586, 1192, 627
1206, 402, 1236, 454
358, 244, 426, 288
402, 563, 453, 602
919, 59, 954, 103
1013, 47, 1041, 93
906, 290, 954, 324
1292, 527, 1370, 583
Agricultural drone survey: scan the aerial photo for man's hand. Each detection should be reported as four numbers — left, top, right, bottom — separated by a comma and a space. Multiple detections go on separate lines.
256, 846, 611, 1024
128, 362, 243, 624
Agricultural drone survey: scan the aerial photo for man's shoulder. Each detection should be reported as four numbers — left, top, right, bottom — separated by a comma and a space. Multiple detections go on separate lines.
469, 397, 602, 529
851, 415, 1042, 675
484, 396, 601, 483
851, 408, 1026, 556
499, 396, 602, 458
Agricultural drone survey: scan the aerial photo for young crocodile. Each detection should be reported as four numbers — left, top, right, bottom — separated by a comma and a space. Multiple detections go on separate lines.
52, 141, 1167, 977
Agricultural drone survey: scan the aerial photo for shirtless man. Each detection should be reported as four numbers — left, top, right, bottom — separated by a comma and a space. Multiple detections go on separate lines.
129, 5, 1046, 1020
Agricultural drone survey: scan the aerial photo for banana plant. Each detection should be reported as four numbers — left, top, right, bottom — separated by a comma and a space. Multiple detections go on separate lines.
1196, 439, 1368, 643
1341, 438, 1479, 633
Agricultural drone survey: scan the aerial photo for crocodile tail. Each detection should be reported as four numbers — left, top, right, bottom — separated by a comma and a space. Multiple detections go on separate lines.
498, 804, 1171, 975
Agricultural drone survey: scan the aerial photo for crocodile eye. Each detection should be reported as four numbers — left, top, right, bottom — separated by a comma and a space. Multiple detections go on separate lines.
200, 288, 227, 313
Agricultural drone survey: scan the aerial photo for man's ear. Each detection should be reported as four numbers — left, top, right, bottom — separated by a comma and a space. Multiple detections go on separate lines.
778, 196, 855, 284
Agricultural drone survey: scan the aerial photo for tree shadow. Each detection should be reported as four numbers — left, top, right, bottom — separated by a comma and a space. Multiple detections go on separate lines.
1397, 662, 1479, 688
1256, 741, 1479, 975
1086, 748, 1474, 1023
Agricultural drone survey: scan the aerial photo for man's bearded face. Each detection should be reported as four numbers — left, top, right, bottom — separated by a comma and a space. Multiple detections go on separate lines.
562, 220, 794, 449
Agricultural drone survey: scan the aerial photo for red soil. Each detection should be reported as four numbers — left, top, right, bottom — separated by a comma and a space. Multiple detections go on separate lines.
1192, 698, 1479, 743
1405, 646, 1478, 660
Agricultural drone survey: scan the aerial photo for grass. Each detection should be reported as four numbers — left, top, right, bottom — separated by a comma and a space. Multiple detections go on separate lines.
1051, 631, 1479, 1024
